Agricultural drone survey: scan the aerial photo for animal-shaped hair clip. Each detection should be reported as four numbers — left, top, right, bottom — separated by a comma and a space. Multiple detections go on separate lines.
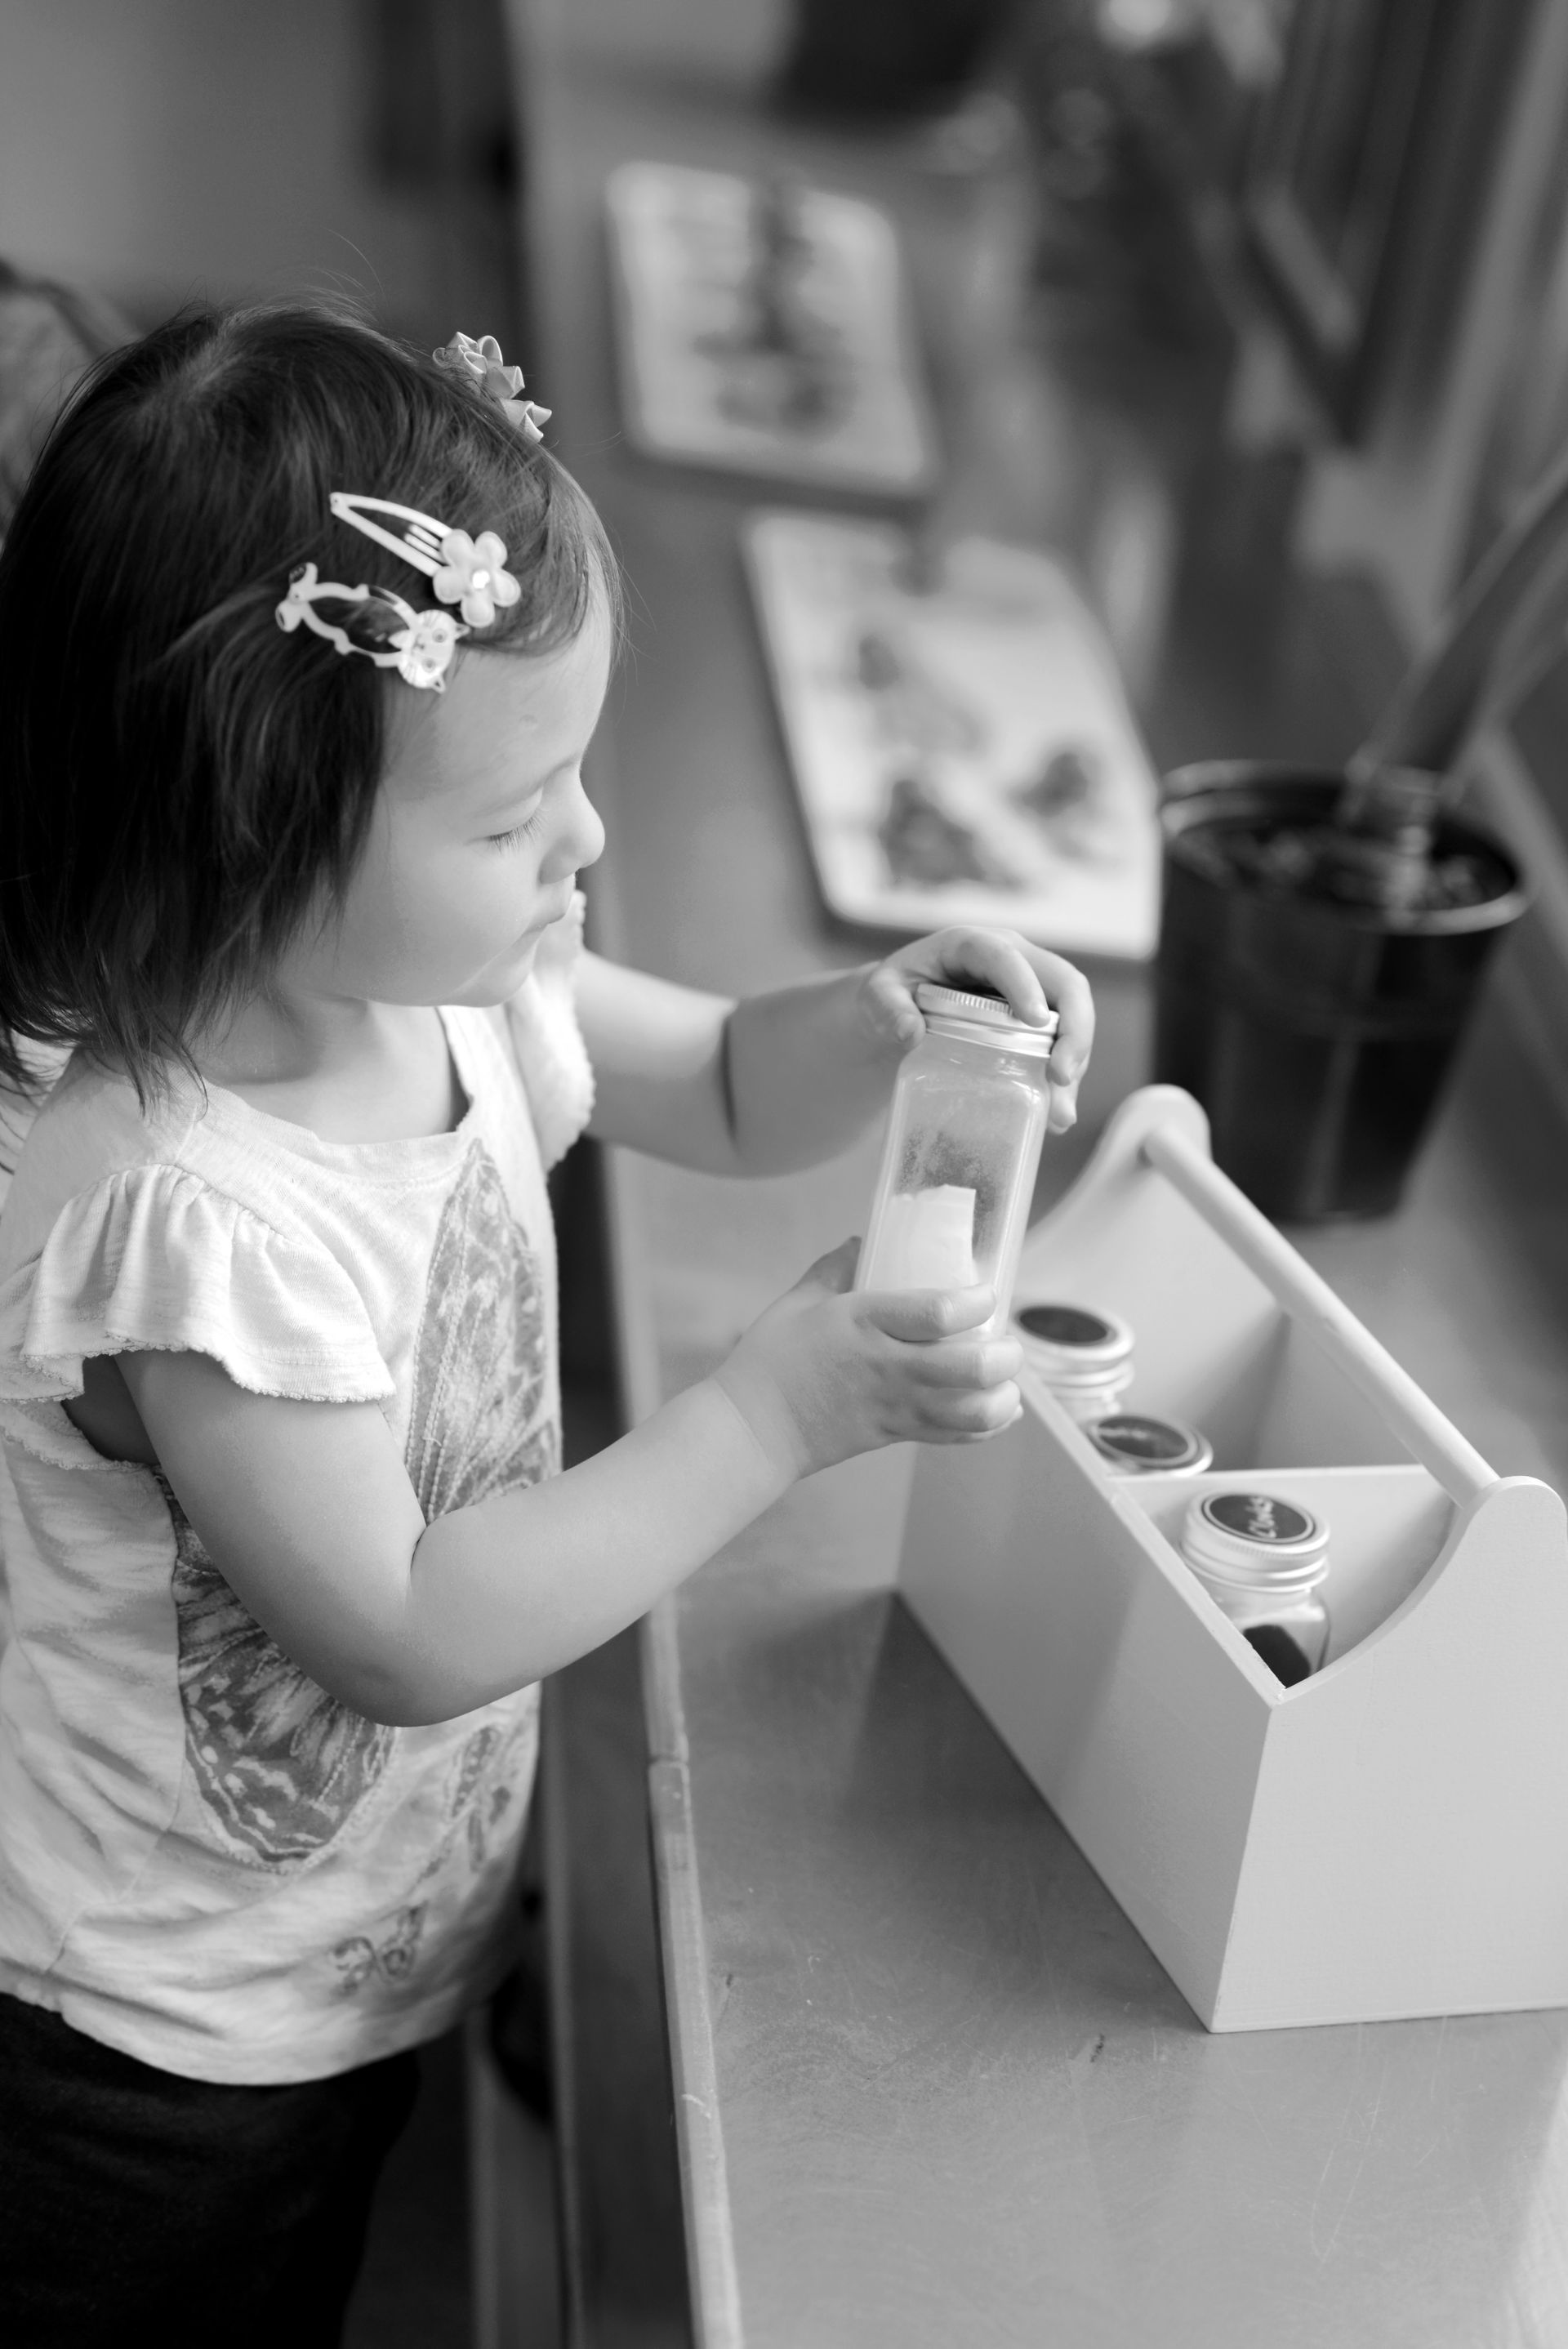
275, 566, 466, 692
274, 491, 525, 690
434, 331, 553, 445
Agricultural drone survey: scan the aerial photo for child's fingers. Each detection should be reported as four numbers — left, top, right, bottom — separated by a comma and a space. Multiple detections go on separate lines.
1040, 956, 1094, 1130
861, 962, 927, 1050
925, 927, 1055, 1028
905, 1335, 1022, 1391
896, 929, 1095, 1122
858, 1284, 996, 1341
934, 1409, 1027, 1446
1041, 954, 1094, 1072
934, 929, 1094, 1073
916, 1380, 1022, 1437
866, 933, 1096, 1125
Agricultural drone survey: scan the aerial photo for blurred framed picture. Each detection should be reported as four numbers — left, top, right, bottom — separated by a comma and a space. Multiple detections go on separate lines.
743, 510, 1161, 961
604, 161, 938, 496
1244, 0, 1531, 435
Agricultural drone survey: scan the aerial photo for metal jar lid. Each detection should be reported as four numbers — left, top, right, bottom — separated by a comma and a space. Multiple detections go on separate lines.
1015, 1301, 1134, 1384
1089, 1413, 1212, 1473
1181, 1490, 1330, 1586
915, 981, 1060, 1058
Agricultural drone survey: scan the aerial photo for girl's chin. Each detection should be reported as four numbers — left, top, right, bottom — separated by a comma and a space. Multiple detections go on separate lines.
446, 935, 543, 1005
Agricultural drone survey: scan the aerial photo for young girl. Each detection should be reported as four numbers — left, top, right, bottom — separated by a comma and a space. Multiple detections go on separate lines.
0, 305, 1094, 2346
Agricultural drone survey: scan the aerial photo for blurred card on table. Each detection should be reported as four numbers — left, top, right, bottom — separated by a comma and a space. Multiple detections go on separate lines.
743, 510, 1161, 959
605, 161, 938, 496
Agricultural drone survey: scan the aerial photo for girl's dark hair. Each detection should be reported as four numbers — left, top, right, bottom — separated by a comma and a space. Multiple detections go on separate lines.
0, 301, 617, 1101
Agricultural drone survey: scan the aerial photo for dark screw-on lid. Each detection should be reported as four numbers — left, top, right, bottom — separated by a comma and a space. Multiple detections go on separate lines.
1182, 1490, 1330, 1585
1089, 1413, 1212, 1473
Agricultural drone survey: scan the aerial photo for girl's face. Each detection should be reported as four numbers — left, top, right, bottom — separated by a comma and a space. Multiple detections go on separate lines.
299, 597, 612, 1009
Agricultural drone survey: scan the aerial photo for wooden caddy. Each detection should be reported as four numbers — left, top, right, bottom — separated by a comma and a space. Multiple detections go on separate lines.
898, 1086, 1568, 2030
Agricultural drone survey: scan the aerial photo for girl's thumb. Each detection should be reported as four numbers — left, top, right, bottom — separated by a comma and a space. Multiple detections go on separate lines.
800, 1237, 861, 1293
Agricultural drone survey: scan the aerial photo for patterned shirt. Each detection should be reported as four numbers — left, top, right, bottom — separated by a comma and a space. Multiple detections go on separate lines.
0, 947, 593, 2084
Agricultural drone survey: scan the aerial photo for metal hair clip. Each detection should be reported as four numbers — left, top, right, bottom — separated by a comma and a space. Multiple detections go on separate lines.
328, 493, 522, 628
274, 483, 527, 687
274, 564, 466, 692
433, 331, 553, 446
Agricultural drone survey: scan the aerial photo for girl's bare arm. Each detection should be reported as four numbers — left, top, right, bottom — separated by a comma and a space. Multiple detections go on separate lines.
577, 929, 1094, 1177
118, 1249, 1019, 1725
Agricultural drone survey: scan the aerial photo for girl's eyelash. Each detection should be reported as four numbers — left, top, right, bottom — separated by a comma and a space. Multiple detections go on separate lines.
488, 810, 544, 850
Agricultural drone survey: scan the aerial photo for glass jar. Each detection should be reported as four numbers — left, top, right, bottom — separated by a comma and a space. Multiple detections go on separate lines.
1180, 1491, 1331, 1687
1089, 1413, 1213, 1474
856, 982, 1058, 1334
1014, 1302, 1134, 1422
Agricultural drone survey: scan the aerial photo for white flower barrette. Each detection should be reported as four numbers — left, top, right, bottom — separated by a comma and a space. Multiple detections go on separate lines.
273, 490, 525, 691
327, 493, 523, 627
433, 331, 552, 446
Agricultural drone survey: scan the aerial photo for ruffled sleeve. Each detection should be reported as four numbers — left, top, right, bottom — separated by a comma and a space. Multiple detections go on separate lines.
0, 1165, 394, 1405
506, 890, 595, 1171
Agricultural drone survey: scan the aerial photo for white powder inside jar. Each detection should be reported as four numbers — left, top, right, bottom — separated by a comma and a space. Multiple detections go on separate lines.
871, 1185, 978, 1290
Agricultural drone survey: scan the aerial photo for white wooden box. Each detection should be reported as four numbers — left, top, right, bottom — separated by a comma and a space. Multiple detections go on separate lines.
898, 1085, 1568, 2030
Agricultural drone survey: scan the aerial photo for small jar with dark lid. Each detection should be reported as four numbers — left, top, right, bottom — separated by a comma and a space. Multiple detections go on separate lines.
1089, 1413, 1213, 1475
857, 982, 1058, 1334
1181, 1491, 1331, 1687
1014, 1302, 1134, 1424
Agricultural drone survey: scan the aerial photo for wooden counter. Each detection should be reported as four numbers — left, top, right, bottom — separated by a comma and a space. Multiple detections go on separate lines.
514, 7, 1568, 2342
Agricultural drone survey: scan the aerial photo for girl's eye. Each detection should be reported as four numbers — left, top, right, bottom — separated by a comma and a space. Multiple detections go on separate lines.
488, 809, 544, 850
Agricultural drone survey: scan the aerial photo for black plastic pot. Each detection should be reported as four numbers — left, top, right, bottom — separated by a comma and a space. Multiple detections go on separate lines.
1153, 765, 1529, 1221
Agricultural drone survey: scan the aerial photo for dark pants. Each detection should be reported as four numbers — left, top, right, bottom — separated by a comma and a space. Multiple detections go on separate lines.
0, 1991, 418, 2349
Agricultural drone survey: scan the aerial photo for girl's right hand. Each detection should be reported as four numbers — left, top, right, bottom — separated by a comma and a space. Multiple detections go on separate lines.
711, 1238, 1023, 1482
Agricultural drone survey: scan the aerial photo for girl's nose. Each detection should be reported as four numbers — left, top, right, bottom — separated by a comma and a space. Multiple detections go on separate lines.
543, 776, 606, 880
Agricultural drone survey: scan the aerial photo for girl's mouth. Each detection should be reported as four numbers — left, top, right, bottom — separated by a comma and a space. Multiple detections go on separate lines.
520, 892, 574, 944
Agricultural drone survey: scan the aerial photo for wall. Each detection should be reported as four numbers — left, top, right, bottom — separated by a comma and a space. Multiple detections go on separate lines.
0, 1, 439, 327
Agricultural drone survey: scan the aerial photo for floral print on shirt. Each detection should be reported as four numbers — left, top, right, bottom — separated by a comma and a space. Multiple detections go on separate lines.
168, 1142, 556, 1876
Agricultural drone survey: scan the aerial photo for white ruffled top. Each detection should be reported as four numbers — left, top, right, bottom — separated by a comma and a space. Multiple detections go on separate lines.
0, 924, 594, 2084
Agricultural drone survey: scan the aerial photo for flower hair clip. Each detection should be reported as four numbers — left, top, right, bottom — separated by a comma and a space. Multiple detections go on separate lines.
434, 331, 552, 446
274, 490, 527, 689
328, 493, 522, 627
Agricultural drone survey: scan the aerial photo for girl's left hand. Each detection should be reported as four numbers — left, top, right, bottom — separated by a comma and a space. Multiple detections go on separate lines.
858, 925, 1094, 1131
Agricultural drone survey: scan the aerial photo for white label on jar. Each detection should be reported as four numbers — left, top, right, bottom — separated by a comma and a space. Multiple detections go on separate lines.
874, 1185, 977, 1290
